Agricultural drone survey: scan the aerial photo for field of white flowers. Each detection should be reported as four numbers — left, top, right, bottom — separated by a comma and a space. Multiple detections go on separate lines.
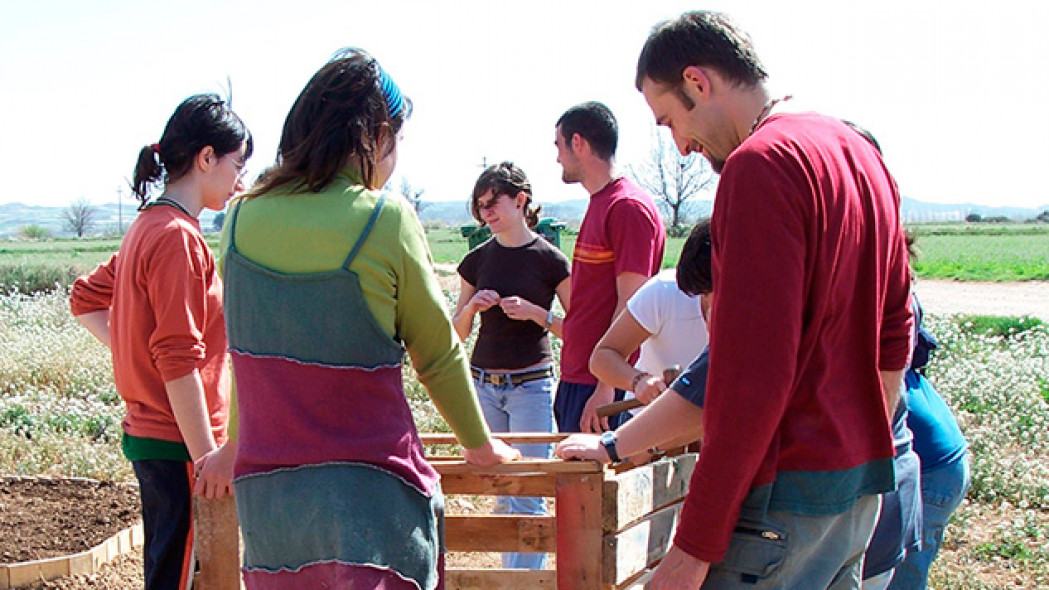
1, 289, 1047, 588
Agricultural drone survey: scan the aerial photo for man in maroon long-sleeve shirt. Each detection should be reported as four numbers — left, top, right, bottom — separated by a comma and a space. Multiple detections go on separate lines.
635, 12, 913, 589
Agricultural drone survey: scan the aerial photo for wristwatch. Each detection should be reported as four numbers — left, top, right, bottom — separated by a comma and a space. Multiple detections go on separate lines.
600, 430, 622, 464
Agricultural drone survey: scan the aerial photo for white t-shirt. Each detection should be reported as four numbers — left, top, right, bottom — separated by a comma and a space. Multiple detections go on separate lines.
623, 269, 708, 406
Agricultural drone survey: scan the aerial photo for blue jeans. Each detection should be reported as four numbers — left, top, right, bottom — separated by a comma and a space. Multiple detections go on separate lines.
887, 451, 971, 590
702, 494, 880, 589
475, 370, 555, 570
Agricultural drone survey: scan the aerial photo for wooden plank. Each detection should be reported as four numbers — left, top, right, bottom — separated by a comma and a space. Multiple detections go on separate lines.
446, 568, 555, 589
431, 459, 603, 476
445, 515, 555, 552
602, 502, 682, 587
602, 453, 696, 533
441, 472, 557, 497
422, 432, 571, 446
6, 554, 70, 588
616, 568, 655, 590
555, 472, 604, 590
193, 495, 242, 590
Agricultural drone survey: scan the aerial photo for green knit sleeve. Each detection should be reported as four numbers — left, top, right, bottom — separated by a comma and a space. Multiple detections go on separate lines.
391, 200, 491, 449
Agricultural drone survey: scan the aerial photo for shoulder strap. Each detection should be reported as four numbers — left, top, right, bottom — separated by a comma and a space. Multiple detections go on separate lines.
342, 193, 387, 270
227, 198, 246, 253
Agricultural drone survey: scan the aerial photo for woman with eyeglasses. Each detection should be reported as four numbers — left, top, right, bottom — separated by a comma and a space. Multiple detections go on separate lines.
452, 161, 571, 570
71, 93, 252, 590
220, 49, 518, 589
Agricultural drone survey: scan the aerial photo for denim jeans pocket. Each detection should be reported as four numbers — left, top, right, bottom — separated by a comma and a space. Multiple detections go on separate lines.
718, 523, 788, 581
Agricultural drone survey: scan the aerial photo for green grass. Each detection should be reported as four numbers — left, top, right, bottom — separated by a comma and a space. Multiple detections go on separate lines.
909, 223, 1049, 281
6, 222, 1044, 291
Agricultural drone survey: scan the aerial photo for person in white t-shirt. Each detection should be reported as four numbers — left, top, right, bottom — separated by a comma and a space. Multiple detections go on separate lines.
589, 219, 711, 420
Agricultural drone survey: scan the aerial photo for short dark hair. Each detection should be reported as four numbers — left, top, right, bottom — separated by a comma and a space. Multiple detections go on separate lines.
470, 161, 541, 228
254, 48, 412, 195
635, 11, 767, 91
556, 101, 618, 161
132, 94, 253, 204
676, 218, 713, 296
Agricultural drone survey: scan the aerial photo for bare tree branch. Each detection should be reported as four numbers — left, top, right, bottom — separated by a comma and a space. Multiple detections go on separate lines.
63, 197, 98, 238
627, 125, 716, 234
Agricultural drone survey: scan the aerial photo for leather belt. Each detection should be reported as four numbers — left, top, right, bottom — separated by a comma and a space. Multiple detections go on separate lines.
471, 366, 554, 387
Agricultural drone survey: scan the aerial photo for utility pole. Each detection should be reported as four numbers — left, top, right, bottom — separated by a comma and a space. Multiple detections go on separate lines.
117, 185, 124, 233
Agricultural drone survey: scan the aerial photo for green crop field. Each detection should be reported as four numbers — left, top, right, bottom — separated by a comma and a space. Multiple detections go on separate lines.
909, 224, 1049, 281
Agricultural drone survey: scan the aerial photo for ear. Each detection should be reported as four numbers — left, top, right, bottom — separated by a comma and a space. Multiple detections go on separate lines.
570, 132, 588, 155
197, 146, 216, 172
515, 191, 529, 208
682, 65, 712, 98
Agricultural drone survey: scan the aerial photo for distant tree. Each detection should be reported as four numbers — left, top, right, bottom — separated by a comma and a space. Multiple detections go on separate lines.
212, 212, 226, 232
1036, 210, 1049, 223
19, 224, 51, 239
63, 197, 98, 237
395, 177, 428, 215
965, 213, 983, 223
626, 125, 716, 235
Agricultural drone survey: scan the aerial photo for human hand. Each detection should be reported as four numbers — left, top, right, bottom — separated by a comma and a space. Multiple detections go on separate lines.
193, 443, 235, 499
649, 545, 710, 590
464, 437, 521, 466
580, 383, 615, 433
498, 296, 541, 323
469, 289, 501, 314
554, 433, 610, 462
634, 374, 667, 405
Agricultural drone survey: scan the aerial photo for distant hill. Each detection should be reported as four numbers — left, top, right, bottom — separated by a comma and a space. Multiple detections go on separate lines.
2, 197, 1046, 238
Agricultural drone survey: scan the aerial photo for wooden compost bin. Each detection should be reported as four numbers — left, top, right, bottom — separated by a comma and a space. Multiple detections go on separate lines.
421, 433, 698, 590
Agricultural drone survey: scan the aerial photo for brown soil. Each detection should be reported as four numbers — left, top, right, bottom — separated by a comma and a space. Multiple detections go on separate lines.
0, 478, 140, 564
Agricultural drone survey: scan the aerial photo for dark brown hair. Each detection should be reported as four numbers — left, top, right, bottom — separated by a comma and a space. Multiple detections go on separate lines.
132, 94, 253, 205
636, 11, 767, 92
470, 161, 540, 228
253, 48, 412, 195
676, 218, 713, 295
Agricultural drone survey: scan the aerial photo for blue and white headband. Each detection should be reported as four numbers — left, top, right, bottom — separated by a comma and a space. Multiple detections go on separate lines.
377, 65, 405, 119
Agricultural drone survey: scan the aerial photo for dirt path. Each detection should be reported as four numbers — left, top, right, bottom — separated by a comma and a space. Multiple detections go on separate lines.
914, 280, 1049, 320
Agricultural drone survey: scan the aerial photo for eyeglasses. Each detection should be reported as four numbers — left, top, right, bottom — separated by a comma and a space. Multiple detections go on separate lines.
477, 194, 508, 212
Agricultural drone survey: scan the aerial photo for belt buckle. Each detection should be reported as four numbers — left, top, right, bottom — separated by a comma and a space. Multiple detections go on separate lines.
490, 373, 507, 386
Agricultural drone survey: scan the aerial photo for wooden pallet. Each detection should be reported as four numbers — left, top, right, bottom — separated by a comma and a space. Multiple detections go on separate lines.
422, 433, 697, 590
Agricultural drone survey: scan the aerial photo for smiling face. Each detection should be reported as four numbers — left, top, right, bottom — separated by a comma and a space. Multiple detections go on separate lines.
475, 188, 525, 234
640, 74, 733, 173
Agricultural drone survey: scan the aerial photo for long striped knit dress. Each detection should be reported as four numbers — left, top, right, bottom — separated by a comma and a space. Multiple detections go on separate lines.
221, 172, 490, 589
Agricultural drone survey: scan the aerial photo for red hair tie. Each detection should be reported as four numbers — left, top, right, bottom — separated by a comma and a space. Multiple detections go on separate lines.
151, 143, 160, 154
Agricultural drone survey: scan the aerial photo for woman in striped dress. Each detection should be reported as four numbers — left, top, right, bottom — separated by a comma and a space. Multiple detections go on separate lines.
220, 48, 517, 590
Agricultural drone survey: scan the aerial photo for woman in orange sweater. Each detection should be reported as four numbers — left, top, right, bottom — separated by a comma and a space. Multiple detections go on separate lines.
70, 94, 252, 590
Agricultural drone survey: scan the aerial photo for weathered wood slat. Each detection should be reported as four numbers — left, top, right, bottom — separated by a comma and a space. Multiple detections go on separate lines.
445, 568, 555, 589
556, 472, 604, 590
602, 453, 696, 532
421, 432, 572, 445
616, 568, 655, 590
445, 515, 556, 553
441, 472, 558, 496
602, 502, 682, 587
430, 459, 604, 476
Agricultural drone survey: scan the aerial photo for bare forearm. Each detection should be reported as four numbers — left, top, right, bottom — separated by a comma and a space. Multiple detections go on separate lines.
615, 391, 703, 457
590, 346, 639, 392
165, 371, 217, 461
879, 369, 905, 420
75, 310, 111, 348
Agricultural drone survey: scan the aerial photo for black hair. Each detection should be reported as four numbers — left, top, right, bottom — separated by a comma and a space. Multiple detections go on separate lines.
555, 101, 618, 161
842, 120, 883, 154
254, 48, 413, 195
132, 93, 253, 205
470, 161, 541, 228
636, 11, 767, 91
676, 218, 713, 295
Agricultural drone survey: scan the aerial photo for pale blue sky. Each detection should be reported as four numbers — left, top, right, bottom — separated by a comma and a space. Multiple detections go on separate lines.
2, 0, 1047, 210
